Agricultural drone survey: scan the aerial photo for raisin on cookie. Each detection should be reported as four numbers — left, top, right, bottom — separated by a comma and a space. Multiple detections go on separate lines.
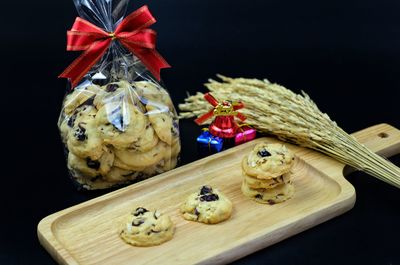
242, 143, 295, 179
120, 207, 175, 247
180, 185, 233, 224
241, 180, 294, 205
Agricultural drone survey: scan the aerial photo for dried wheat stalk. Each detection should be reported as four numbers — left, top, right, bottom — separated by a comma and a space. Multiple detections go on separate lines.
179, 74, 400, 188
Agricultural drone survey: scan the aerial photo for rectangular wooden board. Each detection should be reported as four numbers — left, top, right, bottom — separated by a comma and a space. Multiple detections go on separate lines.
38, 124, 400, 265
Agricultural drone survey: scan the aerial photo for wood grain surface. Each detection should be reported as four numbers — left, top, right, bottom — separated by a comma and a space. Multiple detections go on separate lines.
38, 124, 400, 265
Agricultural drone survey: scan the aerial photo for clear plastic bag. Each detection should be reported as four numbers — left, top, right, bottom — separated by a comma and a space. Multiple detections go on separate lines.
58, 0, 180, 190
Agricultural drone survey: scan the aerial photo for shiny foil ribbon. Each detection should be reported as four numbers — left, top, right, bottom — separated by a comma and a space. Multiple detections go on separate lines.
195, 93, 246, 138
59, 5, 170, 87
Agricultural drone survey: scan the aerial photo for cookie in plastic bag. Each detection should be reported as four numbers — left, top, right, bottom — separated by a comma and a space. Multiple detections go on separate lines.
58, 0, 180, 190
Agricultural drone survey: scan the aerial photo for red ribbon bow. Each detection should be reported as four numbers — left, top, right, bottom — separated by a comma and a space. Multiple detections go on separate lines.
59, 5, 170, 87
194, 93, 246, 125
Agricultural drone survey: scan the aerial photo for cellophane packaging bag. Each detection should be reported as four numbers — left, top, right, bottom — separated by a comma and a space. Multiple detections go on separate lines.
58, 0, 180, 190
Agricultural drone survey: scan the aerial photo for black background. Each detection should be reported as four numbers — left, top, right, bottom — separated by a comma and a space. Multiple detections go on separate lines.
1, 0, 400, 264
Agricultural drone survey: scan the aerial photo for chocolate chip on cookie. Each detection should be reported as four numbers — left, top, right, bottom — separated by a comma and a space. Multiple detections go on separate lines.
86, 158, 100, 170
257, 149, 271, 157
105, 83, 119, 92
200, 194, 219, 202
153, 211, 161, 220
133, 207, 149, 216
120, 208, 175, 247
181, 186, 232, 224
90, 175, 102, 182
81, 96, 95, 107
67, 114, 77, 128
74, 123, 87, 141
132, 219, 145, 226
199, 185, 213, 195
194, 208, 200, 216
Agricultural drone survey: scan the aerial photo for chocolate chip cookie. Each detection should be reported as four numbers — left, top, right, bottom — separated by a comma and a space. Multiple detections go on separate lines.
241, 180, 294, 205
242, 143, 295, 179
180, 185, 233, 224
120, 207, 175, 247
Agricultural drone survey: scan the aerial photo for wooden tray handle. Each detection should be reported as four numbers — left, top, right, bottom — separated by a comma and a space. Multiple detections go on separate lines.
343, 123, 400, 176
351, 123, 400, 157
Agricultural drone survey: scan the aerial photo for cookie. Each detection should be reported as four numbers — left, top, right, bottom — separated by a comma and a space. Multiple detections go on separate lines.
114, 141, 167, 168
63, 84, 101, 115
59, 104, 97, 143
73, 104, 98, 120
180, 185, 233, 224
141, 162, 165, 176
244, 172, 291, 189
95, 102, 146, 148
67, 146, 114, 177
165, 140, 181, 159
104, 166, 140, 183
113, 157, 146, 171
120, 207, 175, 247
163, 157, 178, 171
141, 156, 178, 176
241, 180, 294, 205
140, 142, 180, 175
59, 115, 71, 144
146, 105, 174, 145
242, 143, 295, 179
69, 171, 116, 190
134, 81, 175, 111
125, 123, 159, 152
67, 109, 104, 160
94, 81, 143, 111
68, 152, 101, 178
61, 79, 181, 190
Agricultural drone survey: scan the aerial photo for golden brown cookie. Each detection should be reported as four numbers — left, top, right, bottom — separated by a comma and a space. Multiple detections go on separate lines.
241, 180, 294, 205
63, 84, 101, 115
113, 157, 146, 172
242, 143, 295, 179
67, 108, 104, 160
95, 102, 146, 148
125, 123, 159, 152
94, 80, 143, 111
180, 186, 233, 224
67, 146, 114, 177
114, 141, 167, 168
243, 172, 291, 189
120, 207, 175, 247
146, 105, 174, 145
104, 166, 141, 183
134, 81, 175, 111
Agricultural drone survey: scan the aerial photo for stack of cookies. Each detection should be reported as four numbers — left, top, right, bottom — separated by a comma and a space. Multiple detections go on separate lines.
241, 143, 295, 204
58, 80, 181, 190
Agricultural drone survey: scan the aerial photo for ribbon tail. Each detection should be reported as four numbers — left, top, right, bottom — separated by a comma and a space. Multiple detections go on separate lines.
236, 112, 247, 121
233, 102, 244, 110
128, 46, 170, 81
204, 93, 219, 107
59, 39, 111, 88
195, 109, 215, 125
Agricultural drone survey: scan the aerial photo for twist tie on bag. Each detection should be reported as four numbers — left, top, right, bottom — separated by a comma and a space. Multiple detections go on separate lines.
59, 5, 171, 88
109, 32, 116, 40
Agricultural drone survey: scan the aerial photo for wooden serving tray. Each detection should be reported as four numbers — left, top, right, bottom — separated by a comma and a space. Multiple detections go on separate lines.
38, 124, 400, 265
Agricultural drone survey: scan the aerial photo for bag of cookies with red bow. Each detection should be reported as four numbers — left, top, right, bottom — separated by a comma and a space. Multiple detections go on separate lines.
58, 0, 180, 190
